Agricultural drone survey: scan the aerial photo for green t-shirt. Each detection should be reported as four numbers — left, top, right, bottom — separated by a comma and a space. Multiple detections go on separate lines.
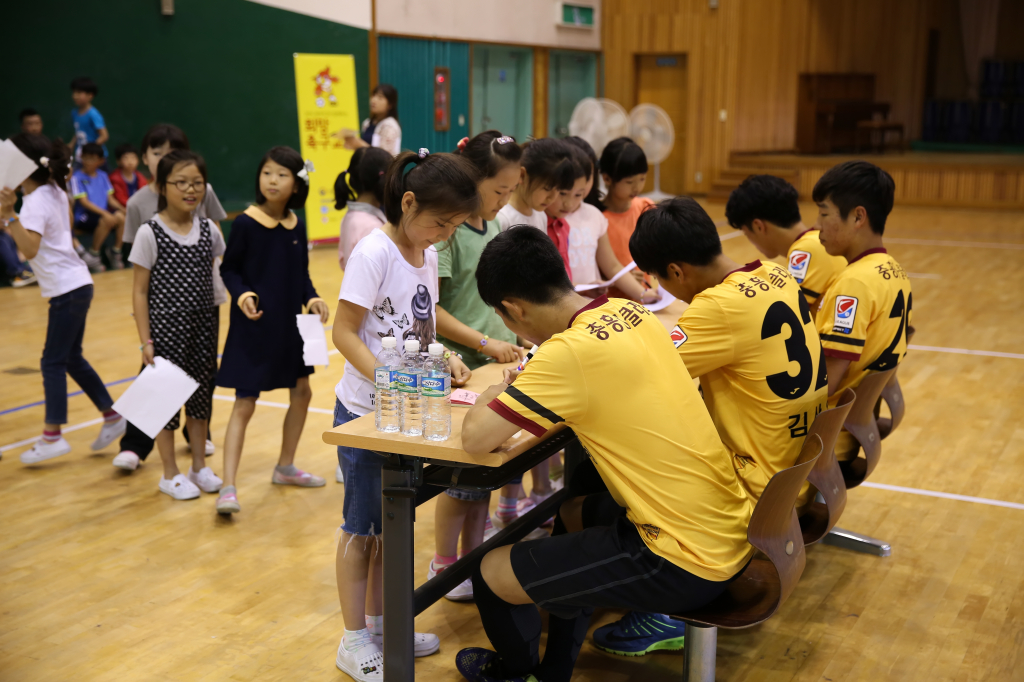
435, 219, 518, 369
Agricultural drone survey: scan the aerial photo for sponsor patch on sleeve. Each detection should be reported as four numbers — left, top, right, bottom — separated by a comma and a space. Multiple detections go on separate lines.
670, 325, 688, 348
832, 295, 858, 334
788, 250, 811, 283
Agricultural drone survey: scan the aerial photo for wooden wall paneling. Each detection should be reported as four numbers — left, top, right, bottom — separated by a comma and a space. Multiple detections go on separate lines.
533, 47, 549, 139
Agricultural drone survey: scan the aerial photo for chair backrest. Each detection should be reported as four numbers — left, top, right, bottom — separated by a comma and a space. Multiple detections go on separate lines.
801, 389, 856, 544
746, 434, 823, 608
842, 367, 898, 487
877, 373, 905, 439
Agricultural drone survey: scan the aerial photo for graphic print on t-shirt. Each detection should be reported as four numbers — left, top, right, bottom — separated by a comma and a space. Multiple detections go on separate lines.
406, 284, 435, 345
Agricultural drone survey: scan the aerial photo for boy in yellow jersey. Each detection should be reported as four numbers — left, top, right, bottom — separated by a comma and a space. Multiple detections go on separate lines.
726, 174, 846, 315
454, 226, 754, 682
813, 161, 911, 464
588, 197, 829, 657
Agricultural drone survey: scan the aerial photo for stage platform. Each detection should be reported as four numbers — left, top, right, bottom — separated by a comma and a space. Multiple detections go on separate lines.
710, 150, 1024, 210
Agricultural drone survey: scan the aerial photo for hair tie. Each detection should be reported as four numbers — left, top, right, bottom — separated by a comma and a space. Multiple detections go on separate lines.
417, 148, 429, 158
296, 159, 314, 184
496, 137, 514, 145
456, 137, 469, 151
39, 156, 50, 168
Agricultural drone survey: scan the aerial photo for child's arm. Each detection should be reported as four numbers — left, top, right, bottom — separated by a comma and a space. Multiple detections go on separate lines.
107, 193, 125, 213
0, 189, 42, 259
825, 356, 851, 397
331, 300, 376, 381
300, 227, 328, 323
436, 303, 525, 363
132, 265, 155, 366
595, 235, 656, 302
219, 219, 258, 318
95, 127, 109, 146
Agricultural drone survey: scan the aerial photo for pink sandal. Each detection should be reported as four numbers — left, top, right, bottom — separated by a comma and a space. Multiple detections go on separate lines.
272, 468, 326, 488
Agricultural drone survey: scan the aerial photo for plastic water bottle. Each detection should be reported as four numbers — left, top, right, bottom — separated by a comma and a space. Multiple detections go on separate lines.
374, 336, 402, 433
422, 343, 452, 441
398, 339, 424, 436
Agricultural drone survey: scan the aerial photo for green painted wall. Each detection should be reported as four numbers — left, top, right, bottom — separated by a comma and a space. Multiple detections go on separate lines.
378, 37, 470, 154
4, 0, 369, 211
549, 50, 598, 137
471, 46, 534, 143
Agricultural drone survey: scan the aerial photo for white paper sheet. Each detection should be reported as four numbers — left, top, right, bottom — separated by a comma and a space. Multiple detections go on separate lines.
0, 139, 40, 191
112, 357, 200, 439
574, 262, 638, 292
296, 314, 330, 366
643, 289, 678, 312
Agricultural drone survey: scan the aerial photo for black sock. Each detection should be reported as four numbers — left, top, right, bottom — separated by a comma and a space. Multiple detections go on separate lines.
471, 561, 541, 676
536, 610, 592, 682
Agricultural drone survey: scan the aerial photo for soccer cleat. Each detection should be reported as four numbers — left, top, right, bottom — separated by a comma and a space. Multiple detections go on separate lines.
592, 611, 686, 657
20, 437, 72, 464
112, 450, 141, 471
427, 561, 474, 602
454, 648, 539, 682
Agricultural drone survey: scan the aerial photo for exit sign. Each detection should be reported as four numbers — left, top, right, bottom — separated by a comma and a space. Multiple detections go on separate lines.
558, 3, 595, 29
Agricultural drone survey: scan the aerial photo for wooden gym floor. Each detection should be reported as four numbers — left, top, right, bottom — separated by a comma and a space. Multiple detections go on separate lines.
1, 201, 1023, 681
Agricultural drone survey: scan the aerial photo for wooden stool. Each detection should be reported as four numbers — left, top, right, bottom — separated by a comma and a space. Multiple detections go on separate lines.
878, 326, 913, 439
670, 435, 823, 682
822, 367, 899, 557
856, 120, 904, 153
800, 388, 856, 546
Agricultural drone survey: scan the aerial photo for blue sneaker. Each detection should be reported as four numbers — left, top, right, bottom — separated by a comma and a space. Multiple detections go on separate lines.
455, 648, 539, 682
592, 612, 686, 656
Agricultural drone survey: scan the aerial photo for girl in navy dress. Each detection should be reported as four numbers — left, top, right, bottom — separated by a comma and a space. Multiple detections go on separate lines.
215, 146, 330, 515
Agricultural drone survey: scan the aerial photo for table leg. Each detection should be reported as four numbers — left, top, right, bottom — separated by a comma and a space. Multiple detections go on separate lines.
382, 461, 416, 682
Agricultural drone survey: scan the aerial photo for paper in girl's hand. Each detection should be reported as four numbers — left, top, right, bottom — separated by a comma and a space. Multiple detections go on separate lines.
574, 262, 638, 292
296, 314, 330, 366
0, 139, 40, 191
451, 389, 479, 406
112, 357, 200, 439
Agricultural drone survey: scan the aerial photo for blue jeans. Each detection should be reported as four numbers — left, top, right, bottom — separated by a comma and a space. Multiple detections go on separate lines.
0, 231, 30, 278
42, 285, 113, 424
334, 399, 389, 536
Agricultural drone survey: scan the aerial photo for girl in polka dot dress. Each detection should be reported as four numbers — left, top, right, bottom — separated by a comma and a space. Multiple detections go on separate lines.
128, 150, 225, 501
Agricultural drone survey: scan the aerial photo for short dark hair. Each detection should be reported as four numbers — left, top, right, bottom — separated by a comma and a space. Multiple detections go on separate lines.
255, 145, 308, 210
812, 161, 895, 235
335, 146, 391, 210
725, 174, 802, 230
476, 225, 575, 315
599, 137, 648, 182
19, 108, 40, 122
80, 142, 104, 158
564, 136, 601, 208
629, 197, 722, 277
140, 123, 190, 154
155, 150, 208, 212
11, 134, 71, 192
70, 77, 97, 95
381, 151, 479, 225
520, 137, 575, 191
373, 83, 399, 122
115, 143, 138, 160
457, 130, 522, 181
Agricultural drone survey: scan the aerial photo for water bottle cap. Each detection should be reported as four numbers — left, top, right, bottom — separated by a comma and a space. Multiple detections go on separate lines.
428, 343, 444, 355
405, 339, 420, 352
381, 336, 397, 349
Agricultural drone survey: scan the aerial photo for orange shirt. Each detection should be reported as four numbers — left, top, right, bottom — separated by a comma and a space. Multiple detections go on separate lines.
604, 196, 655, 266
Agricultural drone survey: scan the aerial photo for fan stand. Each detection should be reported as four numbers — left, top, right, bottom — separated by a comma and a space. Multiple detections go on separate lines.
642, 163, 673, 202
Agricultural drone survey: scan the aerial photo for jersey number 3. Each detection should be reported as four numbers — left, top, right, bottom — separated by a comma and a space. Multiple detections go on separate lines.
761, 297, 828, 400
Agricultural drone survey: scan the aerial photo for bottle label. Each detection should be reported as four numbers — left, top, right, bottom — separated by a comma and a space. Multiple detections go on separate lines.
421, 375, 451, 397
374, 367, 393, 389
394, 371, 420, 393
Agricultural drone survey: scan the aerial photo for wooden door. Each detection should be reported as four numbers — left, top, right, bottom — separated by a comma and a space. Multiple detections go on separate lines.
635, 54, 687, 195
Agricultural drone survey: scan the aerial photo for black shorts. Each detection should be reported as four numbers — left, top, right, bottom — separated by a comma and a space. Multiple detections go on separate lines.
509, 492, 742, 620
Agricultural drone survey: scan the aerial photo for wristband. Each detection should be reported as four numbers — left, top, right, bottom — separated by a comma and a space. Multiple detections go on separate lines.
1, 215, 18, 228
479, 335, 489, 348
139, 339, 153, 351
443, 350, 463, 361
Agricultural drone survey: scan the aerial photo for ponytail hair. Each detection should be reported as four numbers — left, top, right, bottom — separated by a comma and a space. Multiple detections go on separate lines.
456, 130, 522, 181
381, 150, 479, 226
11, 134, 71, 192
335, 147, 391, 210
155, 149, 207, 212
519, 137, 575, 192
564, 136, 602, 209
255, 145, 308, 210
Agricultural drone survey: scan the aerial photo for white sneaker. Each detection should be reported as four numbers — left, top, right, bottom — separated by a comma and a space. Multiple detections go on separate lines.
368, 631, 440, 657
336, 633, 384, 681
188, 466, 223, 493
112, 450, 140, 471
159, 473, 201, 500
427, 562, 474, 602
79, 249, 105, 273
91, 417, 127, 451
20, 437, 72, 464
205, 439, 215, 456
336, 464, 345, 483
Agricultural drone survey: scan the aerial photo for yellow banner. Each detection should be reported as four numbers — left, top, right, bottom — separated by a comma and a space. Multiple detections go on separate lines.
293, 53, 360, 242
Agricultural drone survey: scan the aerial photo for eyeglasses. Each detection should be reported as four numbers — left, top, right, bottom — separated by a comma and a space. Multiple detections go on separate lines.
168, 180, 206, 192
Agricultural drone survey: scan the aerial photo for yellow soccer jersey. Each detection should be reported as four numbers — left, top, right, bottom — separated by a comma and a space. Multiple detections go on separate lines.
490, 296, 755, 582
672, 261, 828, 502
817, 248, 912, 406
787, 229, 847, 314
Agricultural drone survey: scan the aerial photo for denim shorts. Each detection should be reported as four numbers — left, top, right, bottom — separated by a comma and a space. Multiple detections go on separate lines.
335, 399, 389, 536
445, 487, 491, 502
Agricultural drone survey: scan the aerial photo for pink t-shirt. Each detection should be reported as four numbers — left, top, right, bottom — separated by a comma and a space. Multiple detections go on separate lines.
339, 202, 386, 269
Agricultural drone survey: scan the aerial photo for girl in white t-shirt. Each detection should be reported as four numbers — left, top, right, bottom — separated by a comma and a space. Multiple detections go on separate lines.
495, 137, 575, 234
0, 134, 126, 465
330, 149, 478, 680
